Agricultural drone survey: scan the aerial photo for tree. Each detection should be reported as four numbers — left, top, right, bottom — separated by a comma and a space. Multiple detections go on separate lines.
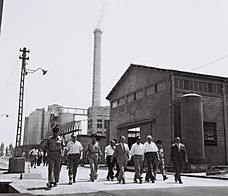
0, 142, 4, 156
8, 143, 14, 156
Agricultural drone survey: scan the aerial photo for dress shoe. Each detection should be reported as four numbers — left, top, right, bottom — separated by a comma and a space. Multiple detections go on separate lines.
134, 178, 138, 183
163, 175, 168, 181
68, 181, 72, 185
122, 179, 126, 184
118, 179, 121, 183
46, 182, 52, 188
174, 174, 177, 182
139, 178, 143, 184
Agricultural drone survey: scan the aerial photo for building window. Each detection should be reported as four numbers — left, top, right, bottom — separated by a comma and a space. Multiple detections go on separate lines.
118, 97, 125, 106
135, 90, 143, 100
193, 81, 199, 91
157, 81, 166, 92
204, 122, 217, 146
97, 131, 102, 136
127, 93, 134, 103
146, 85, 155, 96
189, 81, 193, 90
128, 127, 140, 138
184, 80, 189, 89
178, 79, 184, 89
97, 119, 102, 129
112, 100, 118, 108
208, 83, 213, 93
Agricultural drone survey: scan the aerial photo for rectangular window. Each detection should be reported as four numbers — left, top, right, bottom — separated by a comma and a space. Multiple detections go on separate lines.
203, 83, 208, 92
112, 100, 118, 108
193, 81, 199, 91
199, 82, 203, 91
208, 83, 213, 93
184, 80, 189, 89
217, 84, 222, 94
127, 93, 134, 103
157, 81, 166, 92
97, 119, 103, 129
178, 79, 184, 89
189, 81, 193, 90
204, 122, 217, 145
174, 79, 178, 88
118, 97, 125, 106
146, 85, 155, 96
135, 90, 143, 99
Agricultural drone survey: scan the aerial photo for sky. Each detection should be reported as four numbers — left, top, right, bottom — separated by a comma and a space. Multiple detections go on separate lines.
0, 0, 228, 147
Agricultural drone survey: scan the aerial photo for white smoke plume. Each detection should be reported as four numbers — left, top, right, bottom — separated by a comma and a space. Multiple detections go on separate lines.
96, 0, 110, 29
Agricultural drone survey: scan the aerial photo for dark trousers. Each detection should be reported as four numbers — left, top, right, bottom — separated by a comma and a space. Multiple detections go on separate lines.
173, 163, 183, 181
47, 152, 62, 183
145, 152, 157, 181
68, 154, 80, 182
112, 157, 120, 178
106, 156, 114, 179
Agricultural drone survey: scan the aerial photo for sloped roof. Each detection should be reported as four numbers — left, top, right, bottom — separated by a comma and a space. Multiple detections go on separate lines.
106, 63, 228, 100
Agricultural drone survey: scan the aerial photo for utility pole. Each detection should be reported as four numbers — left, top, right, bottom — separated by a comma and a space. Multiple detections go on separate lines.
15, 47, 30, 150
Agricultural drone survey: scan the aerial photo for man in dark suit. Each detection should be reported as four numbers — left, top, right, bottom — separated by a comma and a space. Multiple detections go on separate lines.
170, 137, 188, 184
111, 136, 129, 184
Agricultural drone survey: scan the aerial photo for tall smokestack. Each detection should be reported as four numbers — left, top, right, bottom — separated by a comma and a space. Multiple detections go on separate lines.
92, 28, 102, 106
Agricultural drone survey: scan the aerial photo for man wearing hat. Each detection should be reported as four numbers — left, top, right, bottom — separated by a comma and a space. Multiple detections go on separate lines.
130, 136, 144, 183
143, 135, 159, 183
66, 132, 83, 184
86, 133, 102, 182
44, 124, 64, 188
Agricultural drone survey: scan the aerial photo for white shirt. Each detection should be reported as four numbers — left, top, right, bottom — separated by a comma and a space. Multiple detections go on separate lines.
105, 145, 115, 158
130, 143, 144, 155
67, 140, 83, 155
143, 141, 158, 152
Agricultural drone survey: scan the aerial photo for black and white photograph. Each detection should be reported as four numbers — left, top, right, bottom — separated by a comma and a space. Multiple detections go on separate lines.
0, 0, 228, 195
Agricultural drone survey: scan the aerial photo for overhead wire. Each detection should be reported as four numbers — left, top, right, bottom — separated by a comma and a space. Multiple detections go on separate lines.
192, 54, 228, 71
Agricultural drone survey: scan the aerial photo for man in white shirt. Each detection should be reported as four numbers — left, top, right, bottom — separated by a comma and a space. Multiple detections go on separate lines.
143, 135, 159, 183
29, 146, 38, 168
66, 133, 83, 184
130, 136, 144, 183
105, 140, 116, 181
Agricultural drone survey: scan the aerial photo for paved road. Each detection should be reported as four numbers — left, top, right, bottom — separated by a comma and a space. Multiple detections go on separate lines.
0, 157, 228, 196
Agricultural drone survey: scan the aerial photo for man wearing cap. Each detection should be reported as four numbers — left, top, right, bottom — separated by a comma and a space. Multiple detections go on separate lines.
111, 136, 129, 184
170, 137, 188, 184
66, 133, 83, 184
86, 133, 102, 182
143, 135, 159, 183
44, 124, 64, 188
130, 136, 144, 183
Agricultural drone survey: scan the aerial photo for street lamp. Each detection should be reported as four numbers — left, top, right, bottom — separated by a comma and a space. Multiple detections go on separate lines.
15, 47, 47, 153
0, 113, 9, 118
25, 68, 48, 75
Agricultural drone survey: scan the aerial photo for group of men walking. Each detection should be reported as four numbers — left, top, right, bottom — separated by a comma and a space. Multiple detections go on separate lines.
40, 124, 188, 188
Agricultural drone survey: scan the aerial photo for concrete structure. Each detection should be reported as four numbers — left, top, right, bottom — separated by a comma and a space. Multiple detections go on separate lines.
92, 28, 102, 107
87, 106, 110, 136
23, 104, 74, 146
23, 108, 46, 145
87, 28, 110, 136
106, 64, 228, 166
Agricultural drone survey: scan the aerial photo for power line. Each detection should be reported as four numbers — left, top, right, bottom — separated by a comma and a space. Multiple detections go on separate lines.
192, 54, 228, 71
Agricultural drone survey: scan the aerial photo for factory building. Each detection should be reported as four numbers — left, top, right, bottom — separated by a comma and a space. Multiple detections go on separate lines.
106, 64, 228, 166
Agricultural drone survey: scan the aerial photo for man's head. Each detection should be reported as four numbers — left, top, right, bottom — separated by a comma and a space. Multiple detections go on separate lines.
51, 124, 59, 138
71, 133, 77, 142
147, 135, 153, 143
136, 136, 141, 144
91, 133, 97, 142
110, 140, 115, 146
174, 137, 180, 144
156, 140, 163, 148
120, 136, 125, 143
